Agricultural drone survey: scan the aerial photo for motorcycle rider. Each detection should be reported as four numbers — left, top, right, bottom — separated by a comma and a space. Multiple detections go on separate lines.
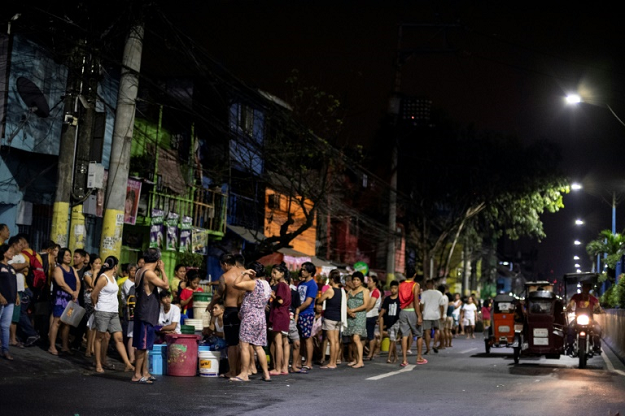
566, 282, 603, 354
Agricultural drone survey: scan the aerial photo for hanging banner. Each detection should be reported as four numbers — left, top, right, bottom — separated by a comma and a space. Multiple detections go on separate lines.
124, 178, 142, 225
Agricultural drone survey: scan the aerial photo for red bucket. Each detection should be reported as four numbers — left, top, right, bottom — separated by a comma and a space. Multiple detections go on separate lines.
165, 334, 200, 377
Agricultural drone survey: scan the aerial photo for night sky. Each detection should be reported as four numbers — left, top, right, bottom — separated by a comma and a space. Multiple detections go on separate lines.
168, 1, 625, 279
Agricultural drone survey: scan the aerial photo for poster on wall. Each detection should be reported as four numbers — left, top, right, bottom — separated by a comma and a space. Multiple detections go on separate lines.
124, 178, 142, 225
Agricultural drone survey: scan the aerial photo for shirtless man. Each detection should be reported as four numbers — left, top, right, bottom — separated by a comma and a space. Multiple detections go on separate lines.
131, 248, 169, 384
207, 253, 245, 378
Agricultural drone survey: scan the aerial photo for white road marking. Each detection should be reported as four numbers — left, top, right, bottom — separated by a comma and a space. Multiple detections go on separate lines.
602, 352, 625, 376
461, 348, 477, 354
366, 365, 415, 380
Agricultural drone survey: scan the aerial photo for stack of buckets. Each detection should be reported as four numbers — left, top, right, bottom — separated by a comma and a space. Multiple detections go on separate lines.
192, 292, 219, 377
192, 291, 212, 328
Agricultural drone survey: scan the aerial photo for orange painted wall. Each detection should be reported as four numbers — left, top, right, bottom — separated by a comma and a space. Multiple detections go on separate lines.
264, 188, 317, 256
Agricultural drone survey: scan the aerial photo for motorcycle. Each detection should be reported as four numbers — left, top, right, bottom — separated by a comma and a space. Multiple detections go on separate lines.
572, 312, 594, 369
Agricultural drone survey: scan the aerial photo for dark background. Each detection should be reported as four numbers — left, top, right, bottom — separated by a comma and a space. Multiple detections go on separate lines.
168, 1, 625, 279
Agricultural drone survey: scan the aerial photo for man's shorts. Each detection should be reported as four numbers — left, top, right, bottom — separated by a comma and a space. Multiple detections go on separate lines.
322, 318, 341, 331
388, 321, 400, 342
288, 319, 300, 342
133, 320, 155, 351
444, 316, 454, 330
366, 316, 378, 340
223, 307, 240, 347
297, 312, 315, 339
94, 310, 123, 333
398, 309, 423, 338
422, 319, 440, 331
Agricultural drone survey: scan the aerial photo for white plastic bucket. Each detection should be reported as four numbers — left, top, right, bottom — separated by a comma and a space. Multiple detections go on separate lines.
198, 350, 220, 377
193, 301, 210, 327
185, 319, 203, 331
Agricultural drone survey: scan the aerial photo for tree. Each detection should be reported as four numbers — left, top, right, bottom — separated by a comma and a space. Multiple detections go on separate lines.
238, 71, 350, 261
396, 117, 568, 278
586, 229, 625, 282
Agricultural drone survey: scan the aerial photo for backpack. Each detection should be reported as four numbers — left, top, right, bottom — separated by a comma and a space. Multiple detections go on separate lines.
126, 284, 136, 321
23, 249, 47, 290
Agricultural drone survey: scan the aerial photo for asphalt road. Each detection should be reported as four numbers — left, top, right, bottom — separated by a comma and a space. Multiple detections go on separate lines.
2, 335, 624, 416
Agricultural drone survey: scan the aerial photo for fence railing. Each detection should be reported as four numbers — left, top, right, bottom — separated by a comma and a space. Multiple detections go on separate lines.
595, 309, 625, 362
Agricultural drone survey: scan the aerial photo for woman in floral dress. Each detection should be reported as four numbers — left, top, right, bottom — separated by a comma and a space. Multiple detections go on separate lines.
231, 261, 272, 382
344, 271, 370, 369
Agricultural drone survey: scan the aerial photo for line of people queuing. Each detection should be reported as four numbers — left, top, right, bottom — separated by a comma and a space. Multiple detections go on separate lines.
1, 224, 487, 381
199, 254, 486, 382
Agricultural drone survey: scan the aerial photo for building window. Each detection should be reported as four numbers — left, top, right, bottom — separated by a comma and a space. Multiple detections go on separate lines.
268, 194, 281, 211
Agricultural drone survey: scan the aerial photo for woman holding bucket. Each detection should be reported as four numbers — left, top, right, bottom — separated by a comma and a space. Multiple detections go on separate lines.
231, 262, 272, 382
91, 256, 134, 373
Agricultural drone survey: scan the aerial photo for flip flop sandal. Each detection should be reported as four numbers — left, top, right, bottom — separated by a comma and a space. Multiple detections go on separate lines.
416, 359, 428, 365
131, 377, 153, 384
289, 369, 308, 374
302, 365, 313, 371
229, 376, 249, 382
400, 362, 409, 367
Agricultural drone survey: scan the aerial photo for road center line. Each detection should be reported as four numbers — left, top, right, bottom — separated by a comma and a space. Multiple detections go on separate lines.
461, 348, 477, 354
366, 365, 415, 380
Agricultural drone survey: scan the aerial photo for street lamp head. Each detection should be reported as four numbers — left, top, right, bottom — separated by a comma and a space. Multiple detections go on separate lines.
571, 183, 583, 191
574, 255, 580, 260
574, 240, 582, 245
575, 219, 584, 225
566, 94, 582, 105
575, 263, 581, 268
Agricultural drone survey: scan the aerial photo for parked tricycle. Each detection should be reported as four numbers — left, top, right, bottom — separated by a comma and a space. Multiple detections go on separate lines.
484, 294, 518, 353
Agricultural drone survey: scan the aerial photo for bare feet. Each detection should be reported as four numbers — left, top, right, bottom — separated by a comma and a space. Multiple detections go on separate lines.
351, 363, 365, 369
125, 364, 136, 372
95, 367, 104, 373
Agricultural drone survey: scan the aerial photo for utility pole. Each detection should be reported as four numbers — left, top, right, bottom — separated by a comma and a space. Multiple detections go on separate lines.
69, 45, 99, 251
51, 45, 83, 248
387, 23, 459, 282
100, 19, 144, 259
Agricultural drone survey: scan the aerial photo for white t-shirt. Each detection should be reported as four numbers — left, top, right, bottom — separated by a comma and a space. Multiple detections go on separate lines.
159, 304, 181, 334
8, 253, 26, 292
440, 294, 449, 317
462, 303, 477, 321
121, 279, 135, 306
366, 288, 382, 318
421, 289, 445, 320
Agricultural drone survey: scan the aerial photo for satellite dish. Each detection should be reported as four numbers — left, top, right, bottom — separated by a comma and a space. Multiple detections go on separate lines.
16, 76, 50, 118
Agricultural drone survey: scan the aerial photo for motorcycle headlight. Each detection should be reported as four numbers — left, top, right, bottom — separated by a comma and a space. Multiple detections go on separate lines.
577, 315, 590, 325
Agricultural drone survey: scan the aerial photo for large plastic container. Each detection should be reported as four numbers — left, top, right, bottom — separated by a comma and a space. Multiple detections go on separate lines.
149, 344, 167, 375
198, 349, 220, 377
193, 292, 212, 302
181, 325, 195, 335
193, 301, 210, 327
60, 301, 86, 327
166, 334, 200, 377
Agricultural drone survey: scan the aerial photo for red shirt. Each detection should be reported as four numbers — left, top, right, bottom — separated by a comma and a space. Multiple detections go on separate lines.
570, 293, 599, 312
180, 287, 204, 313
399, 281, 417, 310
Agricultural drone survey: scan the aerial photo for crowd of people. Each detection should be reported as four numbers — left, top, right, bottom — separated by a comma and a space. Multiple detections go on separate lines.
0, 223, 489, 383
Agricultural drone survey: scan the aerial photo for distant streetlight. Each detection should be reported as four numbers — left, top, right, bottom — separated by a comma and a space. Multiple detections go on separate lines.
575, 219, 584, 225
571, 183, 583, 191
574, 263, 581, 268
574, 240, 582, 245
574, 255, 580, 260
